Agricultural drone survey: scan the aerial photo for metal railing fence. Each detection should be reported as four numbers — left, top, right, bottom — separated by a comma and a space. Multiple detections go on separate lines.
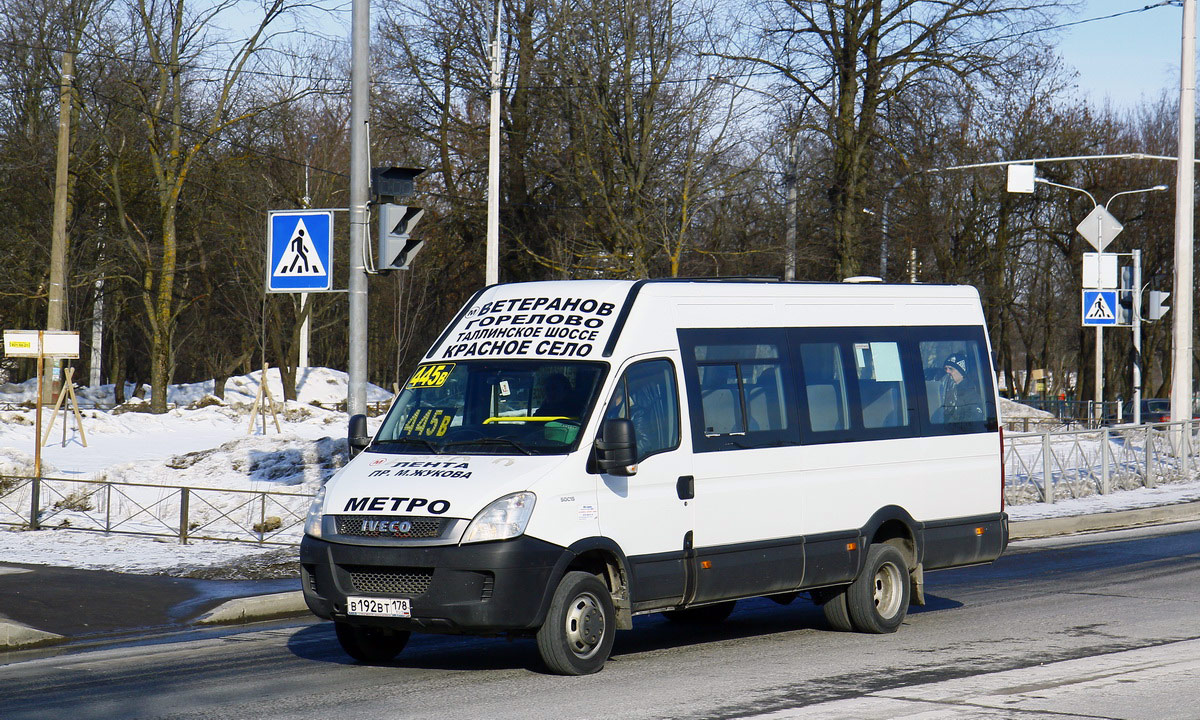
1004, 420, 1198, 505
0, 475, 312, 545
1, 420, 1196, 546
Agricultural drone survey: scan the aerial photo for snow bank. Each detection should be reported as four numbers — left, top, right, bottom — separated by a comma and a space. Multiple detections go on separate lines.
0, 366, 392, 408
1000, 398, 1055, 420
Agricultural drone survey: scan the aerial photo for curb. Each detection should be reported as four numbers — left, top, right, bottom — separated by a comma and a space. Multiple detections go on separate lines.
0, 619, 64, 649
194, 591, 309, 625
1010, 500, 1200, 540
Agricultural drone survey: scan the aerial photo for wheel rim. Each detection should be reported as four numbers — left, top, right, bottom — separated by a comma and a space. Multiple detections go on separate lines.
563, 591, 605, 659
872, 561, 904, 619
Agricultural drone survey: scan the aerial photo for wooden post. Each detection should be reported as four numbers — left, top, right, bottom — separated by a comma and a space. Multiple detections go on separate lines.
260, 365, 282, 433
33, 338, 43, 479
66, 368, 86, 446
247, 371, 265, 435
40, 367, 87, 448
248, 364, 282, 435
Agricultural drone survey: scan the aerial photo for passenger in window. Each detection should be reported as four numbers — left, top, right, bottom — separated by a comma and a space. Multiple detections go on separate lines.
537, 373, 577, 417
941, 353, 984, 423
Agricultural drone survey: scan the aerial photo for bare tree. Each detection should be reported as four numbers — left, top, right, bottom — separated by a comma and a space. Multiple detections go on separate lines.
99, 0, 330, 412
735, 0, 1061, 279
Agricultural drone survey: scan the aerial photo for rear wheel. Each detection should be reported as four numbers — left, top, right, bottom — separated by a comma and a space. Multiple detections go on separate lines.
845, 544, 910, 633
536, 571, 616, 675
334, 621, 410, 663
663, 600, 736, 624
816, 588, 853, 632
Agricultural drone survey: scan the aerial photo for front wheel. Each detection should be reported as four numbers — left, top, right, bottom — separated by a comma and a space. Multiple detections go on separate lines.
536, 571, 616, 675
334, 621, 410, 663
845, 544, 911, 633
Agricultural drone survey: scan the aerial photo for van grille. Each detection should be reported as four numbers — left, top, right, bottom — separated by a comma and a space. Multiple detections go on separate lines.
346, 566, 433, 596
334, 515, 446, 539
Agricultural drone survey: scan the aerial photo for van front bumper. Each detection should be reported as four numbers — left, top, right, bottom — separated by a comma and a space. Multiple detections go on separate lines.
299, 534, 568, 634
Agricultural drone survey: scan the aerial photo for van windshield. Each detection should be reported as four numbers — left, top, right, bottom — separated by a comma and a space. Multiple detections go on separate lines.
372, 360, 607, 455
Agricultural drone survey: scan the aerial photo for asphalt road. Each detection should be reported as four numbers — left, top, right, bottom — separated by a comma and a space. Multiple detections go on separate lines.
1, 521, 1198, 720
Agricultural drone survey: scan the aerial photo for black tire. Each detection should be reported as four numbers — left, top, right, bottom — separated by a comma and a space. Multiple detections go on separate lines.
663, 600, 736, 624
536, 571, 616, 675
818, 588, 854, 632
845, 544, 911, 634
334, 621, 410, 664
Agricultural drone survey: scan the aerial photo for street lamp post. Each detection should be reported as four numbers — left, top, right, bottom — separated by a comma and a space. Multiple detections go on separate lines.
1175, 0, 1196, 429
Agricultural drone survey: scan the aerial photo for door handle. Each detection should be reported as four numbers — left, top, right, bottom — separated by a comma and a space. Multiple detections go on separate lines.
676, 475, 695, 500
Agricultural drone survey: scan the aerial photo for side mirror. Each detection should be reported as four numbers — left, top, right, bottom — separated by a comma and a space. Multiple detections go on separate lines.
595, 418, 637, 476
348, 413, 370, 458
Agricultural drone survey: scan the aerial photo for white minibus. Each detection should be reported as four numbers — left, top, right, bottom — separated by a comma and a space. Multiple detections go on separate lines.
301, 279, 1006, 674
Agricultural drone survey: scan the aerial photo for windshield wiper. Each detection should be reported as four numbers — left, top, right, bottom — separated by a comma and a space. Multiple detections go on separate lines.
442, 437, 536, 456
373, 435, 443, 454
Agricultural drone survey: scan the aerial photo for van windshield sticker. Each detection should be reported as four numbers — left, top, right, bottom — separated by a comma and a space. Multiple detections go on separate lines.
441, 295, 617, 360
407, 363, 455, 389
402, 407, 456, 437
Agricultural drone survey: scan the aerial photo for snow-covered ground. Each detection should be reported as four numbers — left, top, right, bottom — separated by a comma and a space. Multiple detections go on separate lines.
0, 376, 1194, 577
0, 367, 390, 576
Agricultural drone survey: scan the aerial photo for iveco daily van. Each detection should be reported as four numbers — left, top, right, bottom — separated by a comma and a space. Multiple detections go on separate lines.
301, 278, 1007, 674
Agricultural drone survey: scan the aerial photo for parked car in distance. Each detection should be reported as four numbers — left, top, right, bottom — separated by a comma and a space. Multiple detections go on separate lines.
1112, 398, 1199, 424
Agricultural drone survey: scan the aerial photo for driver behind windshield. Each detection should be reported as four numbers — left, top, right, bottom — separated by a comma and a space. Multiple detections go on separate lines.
536, 373, 579, 417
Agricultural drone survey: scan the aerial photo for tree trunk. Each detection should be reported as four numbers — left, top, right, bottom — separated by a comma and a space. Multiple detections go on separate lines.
148, 207, 178, 413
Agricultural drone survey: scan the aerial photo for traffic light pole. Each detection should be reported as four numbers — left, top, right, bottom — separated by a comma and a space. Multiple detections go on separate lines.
1133, 250, 1143, 425
347, 0, 369, 417
1095, 325, 1103, 423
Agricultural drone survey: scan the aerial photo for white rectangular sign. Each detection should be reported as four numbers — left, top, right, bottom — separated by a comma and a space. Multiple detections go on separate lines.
3, 330, 80, 358
1082, 252, 1118, 288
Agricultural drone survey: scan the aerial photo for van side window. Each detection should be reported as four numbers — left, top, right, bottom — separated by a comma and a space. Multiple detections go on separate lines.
797, 342, 850, 432
920, 339, 993, 433
693, 342, 790, 435
605, 360, 680, 461
852, 341, 909, 429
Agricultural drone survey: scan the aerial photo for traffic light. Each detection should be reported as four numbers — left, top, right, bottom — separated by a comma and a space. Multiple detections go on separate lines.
377, 203, 425, 271
1147, 290, 1170, 321
1117, 265, 1133, 325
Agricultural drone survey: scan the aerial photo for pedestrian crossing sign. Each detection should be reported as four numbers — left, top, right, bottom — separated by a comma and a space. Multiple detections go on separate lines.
267, 210, 333, 292
1081, 289, 1118, 326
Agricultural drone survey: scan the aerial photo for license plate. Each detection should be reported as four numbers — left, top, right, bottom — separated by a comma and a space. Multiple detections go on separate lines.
346, 596, 411, 618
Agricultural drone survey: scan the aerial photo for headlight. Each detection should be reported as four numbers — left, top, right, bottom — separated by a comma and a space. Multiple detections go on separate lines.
461, 492, 536, 544
304, 485, 327, 538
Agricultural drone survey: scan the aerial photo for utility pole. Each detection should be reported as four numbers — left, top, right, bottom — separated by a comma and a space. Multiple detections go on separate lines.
485, 0, 502, 286
1172, 0, 1196, 425
46, 50, 74, 403
299, 135, 317, 371
784, 133, 797, 281
347, 0, 369, 417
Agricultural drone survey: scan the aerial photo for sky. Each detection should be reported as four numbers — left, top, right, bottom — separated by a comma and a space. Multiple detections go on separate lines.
288, 0, 1185, 112
1056, 0, 1191, 109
